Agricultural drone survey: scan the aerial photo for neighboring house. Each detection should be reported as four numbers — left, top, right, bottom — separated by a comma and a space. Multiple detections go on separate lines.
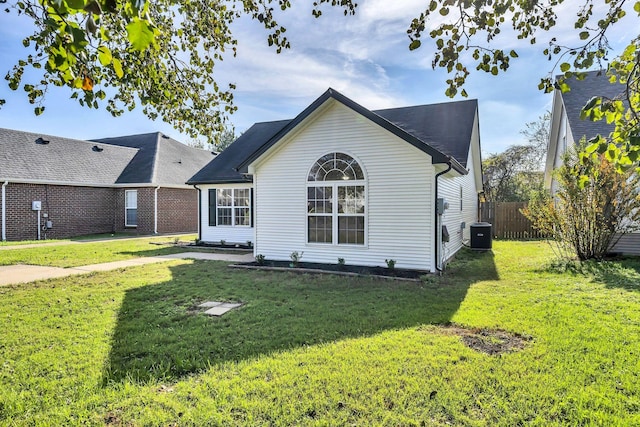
0, 129, 214, 241
188, 88, 483, 271
544, 70, 639, 254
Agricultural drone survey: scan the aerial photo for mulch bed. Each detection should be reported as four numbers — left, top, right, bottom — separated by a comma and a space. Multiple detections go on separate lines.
236, 260, 428, 280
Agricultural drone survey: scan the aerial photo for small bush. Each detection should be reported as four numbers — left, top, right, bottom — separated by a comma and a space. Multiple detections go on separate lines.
220, 239, 226, 246
255, 254, 265, 265
385, 259, 396, 270
290, 251, 304, 267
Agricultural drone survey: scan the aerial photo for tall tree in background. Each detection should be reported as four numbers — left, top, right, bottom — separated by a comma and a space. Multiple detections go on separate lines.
1, 0, 637, 161
483, 112, 549, 202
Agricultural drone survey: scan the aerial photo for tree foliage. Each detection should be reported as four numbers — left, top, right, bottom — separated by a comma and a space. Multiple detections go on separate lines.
1, 0, 356, 140
483, 112, 548, 202
1, 0, 638, 157
523, 144, 640, 261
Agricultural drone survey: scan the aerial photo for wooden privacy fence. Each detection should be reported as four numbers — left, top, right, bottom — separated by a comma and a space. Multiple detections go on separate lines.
479, 202, 544, 240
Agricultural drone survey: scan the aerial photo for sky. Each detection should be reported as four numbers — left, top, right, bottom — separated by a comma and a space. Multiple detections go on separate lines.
0, 1, 635, 157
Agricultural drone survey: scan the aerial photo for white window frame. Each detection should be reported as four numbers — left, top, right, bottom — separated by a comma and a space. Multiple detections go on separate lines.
125, 190, 137, 227
216, 188, 251, 227
306, 152, 367, 246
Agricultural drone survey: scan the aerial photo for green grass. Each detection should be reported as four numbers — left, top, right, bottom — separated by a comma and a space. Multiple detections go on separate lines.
0, 235, 198, 267
0, 233, 196, 247
1, 241, 639, 425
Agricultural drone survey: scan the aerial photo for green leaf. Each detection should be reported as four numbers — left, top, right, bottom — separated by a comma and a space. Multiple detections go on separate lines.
97, 46, 112, 66
126, 18, 156, 51
34, 106, 45, 116
112, 58, 124, 78
635, 1, 640, 14
65, 0, 84, 10
409, 39, 421, 51
578, 174, 590, 189
560, 62, 570, 72
579, 31, 589, 40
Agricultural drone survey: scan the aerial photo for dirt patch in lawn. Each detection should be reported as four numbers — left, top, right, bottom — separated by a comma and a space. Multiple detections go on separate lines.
438, 324, 532, 355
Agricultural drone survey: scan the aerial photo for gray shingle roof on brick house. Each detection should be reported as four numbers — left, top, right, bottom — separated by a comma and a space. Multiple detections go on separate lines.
187, 89, 478, 184
0, 128, 138, 185
560, 70, 626, 142
93, 132, 215, 186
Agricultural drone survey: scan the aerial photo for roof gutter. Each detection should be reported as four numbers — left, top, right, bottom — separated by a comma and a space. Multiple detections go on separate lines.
0, 178, 192, 189
2, 181, 7, 241
434, 162, 453, 273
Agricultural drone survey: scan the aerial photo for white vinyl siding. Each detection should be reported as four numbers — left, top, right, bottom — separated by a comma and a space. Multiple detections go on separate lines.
199, 183, 254, 244
125, 190, 137, 227
436, 112, 481, 265
252, 101, 434, 271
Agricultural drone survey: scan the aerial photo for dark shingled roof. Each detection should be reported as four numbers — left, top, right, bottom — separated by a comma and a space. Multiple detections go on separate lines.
188, 89, 478, 184
0, 128, 138, 185
375, 99, 478, 168
187, 120, 290, 184
561, 70, 626, 142
93, 132, 215, 186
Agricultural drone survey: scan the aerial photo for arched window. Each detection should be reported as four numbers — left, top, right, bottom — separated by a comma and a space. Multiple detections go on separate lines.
307, 153, 366, 245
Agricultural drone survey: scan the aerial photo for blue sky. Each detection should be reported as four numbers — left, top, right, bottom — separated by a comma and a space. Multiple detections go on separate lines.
0, 1, 634, 156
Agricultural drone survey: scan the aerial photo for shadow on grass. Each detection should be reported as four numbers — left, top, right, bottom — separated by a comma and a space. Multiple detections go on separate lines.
540, 256, 640, 292
103, 249, 498, 384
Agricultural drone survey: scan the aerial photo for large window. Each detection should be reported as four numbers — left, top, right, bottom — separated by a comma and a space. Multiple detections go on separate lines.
210, 188, 251, 227
125, 190, 137, 227
307, 153, 365, 245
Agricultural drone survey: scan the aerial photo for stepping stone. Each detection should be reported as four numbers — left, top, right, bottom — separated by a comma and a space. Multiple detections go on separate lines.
198, 301, 223, 308
200, 301, 243, 316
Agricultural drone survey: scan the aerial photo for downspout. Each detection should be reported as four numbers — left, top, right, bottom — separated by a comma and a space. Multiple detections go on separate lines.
193, 184, 202, 243
2, 181, 7, 241
154, 186, 160, 234
434, 162, 452, 273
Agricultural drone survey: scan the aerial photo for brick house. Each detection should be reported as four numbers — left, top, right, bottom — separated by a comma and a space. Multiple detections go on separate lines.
1, 128, 215, 241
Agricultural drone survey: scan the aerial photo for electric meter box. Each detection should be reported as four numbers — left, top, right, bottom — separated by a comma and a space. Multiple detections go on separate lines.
32, 201, 42, 211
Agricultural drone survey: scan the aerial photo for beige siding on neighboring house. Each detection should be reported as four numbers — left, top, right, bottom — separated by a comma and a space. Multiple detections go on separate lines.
252, 101, 435, 271
611, 234, 640, 255
199, 183, 254, 244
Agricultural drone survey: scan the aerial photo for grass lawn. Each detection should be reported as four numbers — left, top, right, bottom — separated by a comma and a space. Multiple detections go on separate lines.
1, 241, 639, 425
0, 235, 198, 267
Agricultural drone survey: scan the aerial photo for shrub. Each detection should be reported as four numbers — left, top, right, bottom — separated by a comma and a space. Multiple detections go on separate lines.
255, 254, 265, 265
523, 144, 640, 260
385, 259, 396, 270
337, 258, 345, 269
290, 251, 303, 267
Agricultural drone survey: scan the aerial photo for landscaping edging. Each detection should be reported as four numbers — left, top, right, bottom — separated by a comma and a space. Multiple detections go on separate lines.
229, 263, 425, 282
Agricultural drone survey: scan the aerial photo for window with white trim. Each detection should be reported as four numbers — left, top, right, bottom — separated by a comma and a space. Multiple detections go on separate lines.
307, 153, 365, 245
125, 190, 137, 227
216, 188, 251, 226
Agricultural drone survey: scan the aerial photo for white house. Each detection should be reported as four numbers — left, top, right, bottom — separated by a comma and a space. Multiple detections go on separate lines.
544, 70, 639, 255
188, 89, 483, 271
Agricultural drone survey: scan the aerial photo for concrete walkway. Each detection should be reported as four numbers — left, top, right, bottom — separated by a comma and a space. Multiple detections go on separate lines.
0, 252, 254, 286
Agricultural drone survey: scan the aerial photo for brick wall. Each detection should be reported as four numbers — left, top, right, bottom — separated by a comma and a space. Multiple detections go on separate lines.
157, 187, 198, 233
113, 187, 155, 235
112, 187, 198, 235
2, 183, 116, 241
1, 183, 199, 241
